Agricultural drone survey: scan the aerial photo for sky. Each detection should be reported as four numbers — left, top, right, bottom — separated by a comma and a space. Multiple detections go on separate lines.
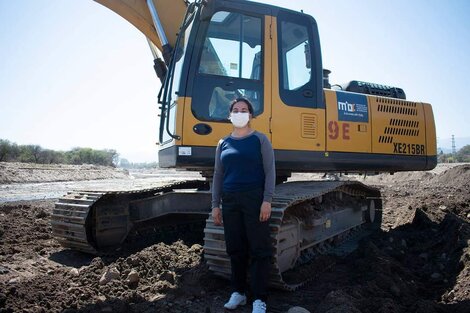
0, 0, 469, 162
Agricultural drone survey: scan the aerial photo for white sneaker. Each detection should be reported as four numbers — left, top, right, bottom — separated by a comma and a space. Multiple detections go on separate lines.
252, 299, 266, 313
224, 292, 247, 310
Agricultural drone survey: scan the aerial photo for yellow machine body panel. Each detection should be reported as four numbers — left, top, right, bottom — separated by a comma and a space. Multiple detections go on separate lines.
179, 96, 231, 147
271, 105, 326, 152
178, 89, 436, 158
370, 97, 428, 155
180, 96, 271, 147
94, 0, 187, 51
323, 91, 435, 158
324, 89, 371, 153
269, 17, 326, 152
423, 103, 438, 156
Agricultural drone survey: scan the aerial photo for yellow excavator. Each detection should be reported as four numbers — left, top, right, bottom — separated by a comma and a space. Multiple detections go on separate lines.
51, 0, 437, 289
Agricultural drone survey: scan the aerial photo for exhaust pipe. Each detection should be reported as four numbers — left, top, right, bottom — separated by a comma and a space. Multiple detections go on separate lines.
323, 69, 331, 89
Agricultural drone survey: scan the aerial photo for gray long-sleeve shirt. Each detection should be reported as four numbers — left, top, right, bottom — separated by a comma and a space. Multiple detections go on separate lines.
211, 131, 276, 209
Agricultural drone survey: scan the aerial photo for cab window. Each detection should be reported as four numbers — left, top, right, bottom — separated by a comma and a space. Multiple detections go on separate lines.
192, 11, 263, 121
278, 11, 320, 108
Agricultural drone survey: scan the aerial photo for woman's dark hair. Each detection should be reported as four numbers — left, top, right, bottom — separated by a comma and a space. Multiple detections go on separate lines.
229, 97, 254, 114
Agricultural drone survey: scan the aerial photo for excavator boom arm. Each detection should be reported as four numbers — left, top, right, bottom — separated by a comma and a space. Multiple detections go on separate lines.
93, 0, 188, 54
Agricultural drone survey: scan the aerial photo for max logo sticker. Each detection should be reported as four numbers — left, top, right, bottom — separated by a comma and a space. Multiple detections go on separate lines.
336, 92, 369, 123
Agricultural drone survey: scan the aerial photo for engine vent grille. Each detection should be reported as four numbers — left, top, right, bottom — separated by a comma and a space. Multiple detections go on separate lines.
378, 118, 420, 144
384, 118, 420, 137
384, 128, 419, 136
377, 98, 418, 116
301, 114, 317, 138
379, 136, 393, 143
390, 118, 419, 128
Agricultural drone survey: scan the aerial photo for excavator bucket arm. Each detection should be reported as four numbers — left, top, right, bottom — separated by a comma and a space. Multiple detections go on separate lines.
94, 0, 188, 54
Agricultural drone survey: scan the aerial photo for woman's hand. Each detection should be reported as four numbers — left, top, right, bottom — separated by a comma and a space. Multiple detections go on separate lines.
259, 201, 271, 222
212, 207, 223, 226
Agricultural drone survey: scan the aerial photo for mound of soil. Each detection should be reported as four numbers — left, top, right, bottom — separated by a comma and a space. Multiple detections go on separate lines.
1, 241, 209, 313
0, 162, 129, 184
0, 164, 469, 313
432, 164, 470, 188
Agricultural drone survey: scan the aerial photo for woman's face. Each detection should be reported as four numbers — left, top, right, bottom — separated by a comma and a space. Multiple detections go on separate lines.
231, 101, 251, 117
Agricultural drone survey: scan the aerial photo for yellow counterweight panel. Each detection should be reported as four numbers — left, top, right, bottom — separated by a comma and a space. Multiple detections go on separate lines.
370, 97, 428, 156
94, 0, 187, 51
423, 103, 437, 156
325, 90, 371, 153
269, 17, 326, 152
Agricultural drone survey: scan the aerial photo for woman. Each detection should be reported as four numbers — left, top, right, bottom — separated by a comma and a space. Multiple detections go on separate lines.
211, 97, 275, 313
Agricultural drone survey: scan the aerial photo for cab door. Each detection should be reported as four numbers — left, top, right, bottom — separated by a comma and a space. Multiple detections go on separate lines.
183, 5, 272, 147
270, 10, 325, 156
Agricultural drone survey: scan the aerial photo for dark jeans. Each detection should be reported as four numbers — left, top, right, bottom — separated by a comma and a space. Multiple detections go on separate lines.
222, 187, 272, 302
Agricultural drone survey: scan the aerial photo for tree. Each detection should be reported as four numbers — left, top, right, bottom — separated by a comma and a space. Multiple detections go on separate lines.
118, 158, 131, 168
0, 139, 11, 161
456, 145, 470, 162
18, 145, 34, 162
8, 143, 20, 161
30, 145, 43, 163
40, 149, 64, 164
65, 148, 82, 165
107, 149, 119, 167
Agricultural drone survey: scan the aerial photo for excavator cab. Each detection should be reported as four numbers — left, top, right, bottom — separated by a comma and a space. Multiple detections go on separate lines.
157, 0, 324, 173
158, 1, 270, 161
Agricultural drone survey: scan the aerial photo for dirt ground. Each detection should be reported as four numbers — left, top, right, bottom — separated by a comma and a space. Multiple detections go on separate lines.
0, 162, 129, 184
0, 163, 469, 312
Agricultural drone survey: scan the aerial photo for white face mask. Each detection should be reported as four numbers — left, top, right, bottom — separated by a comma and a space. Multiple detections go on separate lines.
229, 112, 250, 128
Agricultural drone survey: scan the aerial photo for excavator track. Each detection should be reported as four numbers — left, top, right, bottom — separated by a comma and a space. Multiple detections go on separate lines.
203, 180, 382, 290
51, 180, 210, 254
52, 191, 103, 254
